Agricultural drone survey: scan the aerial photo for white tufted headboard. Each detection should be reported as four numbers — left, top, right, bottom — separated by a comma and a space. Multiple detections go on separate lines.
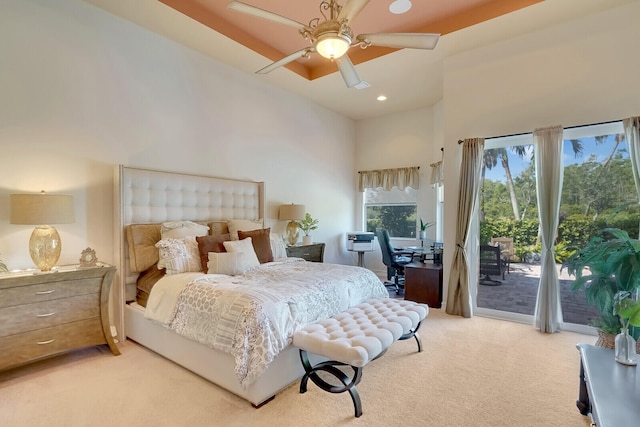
112, 165, 264, 342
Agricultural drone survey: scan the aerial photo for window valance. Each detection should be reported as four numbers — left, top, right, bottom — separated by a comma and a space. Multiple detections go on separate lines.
358, 166, 420, 192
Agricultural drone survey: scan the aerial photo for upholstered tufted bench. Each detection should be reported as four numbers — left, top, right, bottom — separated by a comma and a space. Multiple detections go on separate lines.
292, 298, 429, 417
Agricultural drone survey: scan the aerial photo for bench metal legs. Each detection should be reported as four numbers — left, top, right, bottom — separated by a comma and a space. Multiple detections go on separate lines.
298, 322, 424, 418
398, 320, 424, 352
299, 350, 364, 417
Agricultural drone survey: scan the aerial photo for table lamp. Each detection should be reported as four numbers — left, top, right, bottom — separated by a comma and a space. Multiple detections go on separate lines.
279, 203, 305, 246
10, 191, 75, 271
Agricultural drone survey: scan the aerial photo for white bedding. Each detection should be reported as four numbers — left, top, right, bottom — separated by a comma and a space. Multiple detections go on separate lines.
144, 258, 388, 388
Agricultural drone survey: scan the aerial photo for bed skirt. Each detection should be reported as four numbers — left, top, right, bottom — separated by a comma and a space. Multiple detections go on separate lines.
124, 303, 322, 407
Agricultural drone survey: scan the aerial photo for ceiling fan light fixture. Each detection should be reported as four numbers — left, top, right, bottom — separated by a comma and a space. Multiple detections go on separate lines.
316, 35, 350, 59
313, 20, 352, 59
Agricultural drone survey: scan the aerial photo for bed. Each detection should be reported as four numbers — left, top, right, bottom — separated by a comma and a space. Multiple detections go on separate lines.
113, 166, 388, 406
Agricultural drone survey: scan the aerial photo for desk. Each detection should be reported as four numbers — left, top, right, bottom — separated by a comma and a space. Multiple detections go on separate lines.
404, 262, 443, 308
576, 343, 640, 426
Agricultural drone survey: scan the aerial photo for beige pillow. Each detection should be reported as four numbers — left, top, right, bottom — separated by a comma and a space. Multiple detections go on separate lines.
161, 221, 209, 239
270, 233, 288, 259
227, 219, 263, 240
207, 252, 255, 276
223, 237, 260, 270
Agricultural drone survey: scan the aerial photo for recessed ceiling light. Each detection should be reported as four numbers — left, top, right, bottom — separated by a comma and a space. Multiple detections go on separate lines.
377, 95, 387, 101
389, 0, 412, 15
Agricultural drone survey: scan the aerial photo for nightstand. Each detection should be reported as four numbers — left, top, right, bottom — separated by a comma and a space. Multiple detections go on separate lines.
286, 243, 325, 262
0, 263, 120, 371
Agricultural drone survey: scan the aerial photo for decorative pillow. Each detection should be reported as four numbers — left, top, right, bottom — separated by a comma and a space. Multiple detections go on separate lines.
161, 221, 209, 239
270, 233, 288, 259
196, 234, 230, 272
238, 228, 273, 264
208, 221, 229, 236
136, 262, 166, 307
155, 236, 202, 275
223, 237, 260, 270
207, 252, 255, 276
227, 219, 263, 241
126, 224, 162, 273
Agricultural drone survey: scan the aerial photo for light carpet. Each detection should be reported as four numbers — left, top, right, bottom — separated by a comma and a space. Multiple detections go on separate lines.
0, 309, 594, 426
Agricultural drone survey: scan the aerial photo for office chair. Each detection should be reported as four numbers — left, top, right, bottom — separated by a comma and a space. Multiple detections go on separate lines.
376, 229, 415, 294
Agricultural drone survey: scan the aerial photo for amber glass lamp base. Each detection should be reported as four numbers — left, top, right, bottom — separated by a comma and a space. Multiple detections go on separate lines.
29, 225, 62, 271
286, 221, 300, 246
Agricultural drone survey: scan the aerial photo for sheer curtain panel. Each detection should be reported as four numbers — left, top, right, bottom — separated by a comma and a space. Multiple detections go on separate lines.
446, 138, 484, 318
533, 125, 564, 333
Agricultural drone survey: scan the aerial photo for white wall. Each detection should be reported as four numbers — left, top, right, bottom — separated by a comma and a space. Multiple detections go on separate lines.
0, 0, 357, 270
441, 1, 640, 308
355, 107, 443, 278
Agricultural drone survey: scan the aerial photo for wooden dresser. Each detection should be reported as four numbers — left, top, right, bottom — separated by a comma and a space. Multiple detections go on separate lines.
0, 264, 120, 371
286, 243, 325, 262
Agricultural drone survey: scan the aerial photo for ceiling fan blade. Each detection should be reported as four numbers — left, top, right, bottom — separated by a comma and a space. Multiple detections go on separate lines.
336, 55, 362, 88
337, 0, 371, 23
256, 48, 313, 74
357, 33, 440, 50
228, 1, 308, 31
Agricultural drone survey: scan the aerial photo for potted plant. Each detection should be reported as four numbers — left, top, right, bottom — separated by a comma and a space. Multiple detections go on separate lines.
296, 213, 319, 246
418, 218, 434, 240
562, 228, 640, 349
613, 290, 640, 364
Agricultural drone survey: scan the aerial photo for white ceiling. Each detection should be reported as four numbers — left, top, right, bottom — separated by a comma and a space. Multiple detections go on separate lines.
84, 0, 633, 121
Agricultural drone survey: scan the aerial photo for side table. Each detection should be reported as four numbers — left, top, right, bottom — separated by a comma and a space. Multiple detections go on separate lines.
347, 248, 375, 267
576, 343, 640, 426
286, 243, 325, 262
404, 262, 443, 308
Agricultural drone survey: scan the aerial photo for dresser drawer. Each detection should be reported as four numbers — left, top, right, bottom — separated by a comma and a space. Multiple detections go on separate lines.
0, 277, 102, 309
0, 318, 105, 371
286, 243, 325, 262
0, 293, 100, 337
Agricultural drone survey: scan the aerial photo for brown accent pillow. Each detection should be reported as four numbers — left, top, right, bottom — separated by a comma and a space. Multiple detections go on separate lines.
238, 228, 273, 264
136, 262, 166, 307
196, 234, 230, 272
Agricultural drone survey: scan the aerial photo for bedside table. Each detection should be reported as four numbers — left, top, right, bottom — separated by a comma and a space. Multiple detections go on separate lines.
286, 243, 325, 262
0, 263, 120, 371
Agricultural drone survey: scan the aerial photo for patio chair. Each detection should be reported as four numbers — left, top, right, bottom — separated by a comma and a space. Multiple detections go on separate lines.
490, 237, 514, 275
479, 245, 503, 285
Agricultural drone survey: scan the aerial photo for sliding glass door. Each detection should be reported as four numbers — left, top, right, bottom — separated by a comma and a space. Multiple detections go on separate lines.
475, 121, 636, 330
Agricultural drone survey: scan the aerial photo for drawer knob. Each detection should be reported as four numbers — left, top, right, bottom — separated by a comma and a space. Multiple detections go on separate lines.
36, 312, 56, 318
37, 339, 56, 345
35, 290, 55, 295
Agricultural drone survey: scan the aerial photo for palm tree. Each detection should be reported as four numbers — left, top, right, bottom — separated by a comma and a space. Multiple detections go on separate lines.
481, 147, 521, 220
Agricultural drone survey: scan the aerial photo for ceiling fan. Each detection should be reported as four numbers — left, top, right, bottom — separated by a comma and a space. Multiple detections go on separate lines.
228, 0, 440, 88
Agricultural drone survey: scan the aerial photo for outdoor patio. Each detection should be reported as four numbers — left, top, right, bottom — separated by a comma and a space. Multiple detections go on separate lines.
476, 262, 600, 325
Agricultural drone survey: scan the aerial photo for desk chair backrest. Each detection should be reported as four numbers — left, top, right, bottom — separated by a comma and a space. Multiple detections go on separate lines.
376, 229, 395, 267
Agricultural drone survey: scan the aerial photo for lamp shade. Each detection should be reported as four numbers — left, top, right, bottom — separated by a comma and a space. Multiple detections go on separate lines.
10, 193, 75, 225
10, 192, 75, 271
279, 204, 305, 221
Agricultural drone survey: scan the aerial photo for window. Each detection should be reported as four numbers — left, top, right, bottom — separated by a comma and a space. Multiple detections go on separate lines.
364, 186, 418, 238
